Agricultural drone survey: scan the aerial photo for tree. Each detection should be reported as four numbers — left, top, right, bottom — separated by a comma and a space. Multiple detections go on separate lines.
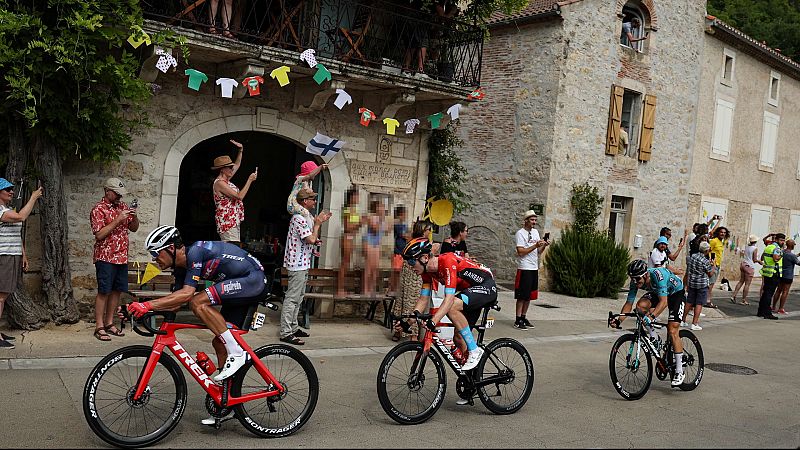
427, 124, 471, 213
708, 0, 800, 61
0, 1, 179, 328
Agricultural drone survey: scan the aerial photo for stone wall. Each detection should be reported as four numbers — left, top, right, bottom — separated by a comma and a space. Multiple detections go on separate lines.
61, 67, 432, 311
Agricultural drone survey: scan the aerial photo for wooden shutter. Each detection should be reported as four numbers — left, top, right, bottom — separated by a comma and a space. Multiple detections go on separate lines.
606, 85, 624, 155
638, 94, 656, 161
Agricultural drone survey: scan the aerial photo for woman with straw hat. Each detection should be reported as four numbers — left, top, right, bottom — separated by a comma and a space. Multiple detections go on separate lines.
211, 139, 257, 243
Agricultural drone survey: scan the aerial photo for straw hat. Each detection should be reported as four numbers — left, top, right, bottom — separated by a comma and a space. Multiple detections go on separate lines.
211, 155, 235, 170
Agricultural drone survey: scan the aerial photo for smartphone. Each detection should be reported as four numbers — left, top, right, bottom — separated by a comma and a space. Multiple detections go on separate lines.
679, 237, 684, 245
130, 199, 138, 209
543, 232, 550, 241
710, 253, 716, 261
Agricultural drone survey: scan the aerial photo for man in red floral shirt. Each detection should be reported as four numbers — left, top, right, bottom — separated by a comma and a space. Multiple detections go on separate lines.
90, 178, 139, 341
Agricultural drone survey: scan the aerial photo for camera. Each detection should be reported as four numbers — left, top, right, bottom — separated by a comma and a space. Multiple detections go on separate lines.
130, 199, 138, 209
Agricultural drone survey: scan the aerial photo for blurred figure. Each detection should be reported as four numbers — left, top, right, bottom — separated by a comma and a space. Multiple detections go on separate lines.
338, 187, 363, 297
773, 239, 799, 314
362, 199, 387, 297
390, 205, 410, 296
731, 234, 759, 305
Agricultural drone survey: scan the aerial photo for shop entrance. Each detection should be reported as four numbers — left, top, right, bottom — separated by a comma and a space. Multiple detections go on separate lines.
175, 131, 323, 270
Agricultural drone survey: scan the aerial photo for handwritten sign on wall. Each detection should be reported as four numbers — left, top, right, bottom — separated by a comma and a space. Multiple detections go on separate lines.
350, 160, 415, 189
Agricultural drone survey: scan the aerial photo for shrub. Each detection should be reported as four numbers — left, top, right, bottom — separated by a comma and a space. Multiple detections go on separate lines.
545, 227, 630, 298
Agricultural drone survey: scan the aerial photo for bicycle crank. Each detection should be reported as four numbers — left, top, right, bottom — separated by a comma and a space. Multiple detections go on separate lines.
455, 376, 475, 402
655, 360, 668, 381
205, 394, 234, 421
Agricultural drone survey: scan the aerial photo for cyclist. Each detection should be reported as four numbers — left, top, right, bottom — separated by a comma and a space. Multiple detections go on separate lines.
127, 226, 267, 385
609, 259, 687, 387
401, 237, 497, 371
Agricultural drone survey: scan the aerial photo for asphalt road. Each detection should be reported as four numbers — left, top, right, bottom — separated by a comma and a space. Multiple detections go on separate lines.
1, 314, 798, 448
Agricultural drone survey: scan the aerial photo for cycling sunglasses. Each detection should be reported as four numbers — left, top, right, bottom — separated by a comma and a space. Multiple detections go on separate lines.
405, 257, 418, 267
149, 250, 160, 259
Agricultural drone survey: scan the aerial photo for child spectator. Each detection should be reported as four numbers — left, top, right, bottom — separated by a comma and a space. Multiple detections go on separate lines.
390, 205, 409, 296
362, 199, 387, 297
681, 241, 715, 331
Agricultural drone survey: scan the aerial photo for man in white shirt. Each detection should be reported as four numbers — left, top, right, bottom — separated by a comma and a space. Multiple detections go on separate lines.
648, 236, 668, 268
514, 210, 549, 330
281, 188, 331, 345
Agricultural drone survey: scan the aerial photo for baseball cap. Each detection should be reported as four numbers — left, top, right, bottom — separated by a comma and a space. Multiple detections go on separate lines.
523, 210, 537, 220
655, 236, 668, 245
299, 161, 319, 177
297, 188, 318, 200
104, 178, 127, 196
699, 241, 711, 252
0, 178, 13, 191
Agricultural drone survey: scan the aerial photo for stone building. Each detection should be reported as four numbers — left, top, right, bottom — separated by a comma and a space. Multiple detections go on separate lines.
455, 0, 707, 283
56, 0, 484, 316
688, 17, 800, 282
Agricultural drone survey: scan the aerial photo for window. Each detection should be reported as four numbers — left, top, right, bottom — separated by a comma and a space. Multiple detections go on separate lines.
721, 49, 735, 85
605, 85, 656, 161
620, 5, 646, 52
710, 98, 734, 159
759, 111, 780, 170
608, 196, 633, 245
768, 71, 781, 106
620, 90, 643, 157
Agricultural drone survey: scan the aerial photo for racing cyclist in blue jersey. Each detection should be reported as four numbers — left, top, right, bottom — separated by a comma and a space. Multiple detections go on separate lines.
609, 259, 687, 386
127, 226, 267, 386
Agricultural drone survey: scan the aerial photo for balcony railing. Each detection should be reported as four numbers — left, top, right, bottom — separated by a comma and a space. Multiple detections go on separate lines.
141, 0, 483, 87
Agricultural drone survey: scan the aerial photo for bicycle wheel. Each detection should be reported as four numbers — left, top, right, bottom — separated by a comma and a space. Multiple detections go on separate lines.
609, 334, 653, 400
376, 341, 447, 425
677, 329, 704, 391
231, 344, 318, 438
474, 338, 534, 414
83, 345, 186, 448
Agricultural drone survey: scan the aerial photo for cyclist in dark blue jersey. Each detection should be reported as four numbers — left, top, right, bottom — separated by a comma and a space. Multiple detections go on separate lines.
610, 259, 687, 386
127, 226, 267, 383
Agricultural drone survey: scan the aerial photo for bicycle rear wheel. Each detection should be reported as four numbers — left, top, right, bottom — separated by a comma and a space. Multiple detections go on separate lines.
83, 345, 186, 448
609, 334, 653, 400
475, 338, 534, 414
677, 329, 704, 391
232, 344, 318, 438
376, 341, 446, 425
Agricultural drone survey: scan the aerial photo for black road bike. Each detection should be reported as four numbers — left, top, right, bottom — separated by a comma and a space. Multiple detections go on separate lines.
608, 310, 704, 400
377, 303, 534, 424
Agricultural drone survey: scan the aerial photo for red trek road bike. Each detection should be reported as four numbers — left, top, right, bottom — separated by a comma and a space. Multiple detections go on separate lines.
83, 304, 318, 448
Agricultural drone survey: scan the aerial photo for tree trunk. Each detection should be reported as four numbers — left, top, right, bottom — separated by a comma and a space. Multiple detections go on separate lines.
34, 132, 79, 325
5, 119, 50, 330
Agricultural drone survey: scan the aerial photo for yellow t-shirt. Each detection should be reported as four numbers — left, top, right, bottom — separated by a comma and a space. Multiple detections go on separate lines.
709, 237, 725, 266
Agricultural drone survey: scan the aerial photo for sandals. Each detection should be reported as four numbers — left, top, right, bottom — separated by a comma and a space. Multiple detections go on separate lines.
391, 330, 402, 342
105, 324, 125, 337
706, 302, 718, 309
729, 297, 737, 304
222, 30, 235, 39
279, 335, 305, 345
208, 26, 218, 35
93, 329, 112, 342
740, 300, 750, 306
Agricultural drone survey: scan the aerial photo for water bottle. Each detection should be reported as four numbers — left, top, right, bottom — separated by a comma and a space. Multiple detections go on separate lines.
451, 347, 465, 364
195, 352, 216, 375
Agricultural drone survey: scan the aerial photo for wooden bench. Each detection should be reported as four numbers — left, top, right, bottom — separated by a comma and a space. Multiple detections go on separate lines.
125, 262, 175, 301
276, 267, 396, 328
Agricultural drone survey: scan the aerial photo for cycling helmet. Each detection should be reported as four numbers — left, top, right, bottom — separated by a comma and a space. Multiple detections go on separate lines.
145, 225, 182, 256
402, 237, 433, 262
627, 259, 648, 278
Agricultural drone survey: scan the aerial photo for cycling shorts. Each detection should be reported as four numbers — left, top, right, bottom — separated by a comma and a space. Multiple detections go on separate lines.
205, 271, 266, 328
665, 289, 685, 323
457, 279, 498, 328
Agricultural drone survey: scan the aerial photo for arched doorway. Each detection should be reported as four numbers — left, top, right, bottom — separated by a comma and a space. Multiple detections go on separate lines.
175, 130, 324, 270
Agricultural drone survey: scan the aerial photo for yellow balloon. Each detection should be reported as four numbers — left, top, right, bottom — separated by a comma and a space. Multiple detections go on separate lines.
429, 199, 454, 226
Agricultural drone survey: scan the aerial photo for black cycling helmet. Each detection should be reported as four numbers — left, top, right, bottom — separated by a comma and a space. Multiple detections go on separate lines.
402, 237, 433, 262
627, 259, 648, 278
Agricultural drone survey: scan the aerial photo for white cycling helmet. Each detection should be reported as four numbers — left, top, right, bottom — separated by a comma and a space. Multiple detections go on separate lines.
145, 225, 182, 256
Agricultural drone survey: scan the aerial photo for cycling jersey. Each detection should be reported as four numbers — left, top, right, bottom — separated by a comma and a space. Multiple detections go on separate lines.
176, 241, 267, 327
627, 267, 685, 323
421, 253, 497, 327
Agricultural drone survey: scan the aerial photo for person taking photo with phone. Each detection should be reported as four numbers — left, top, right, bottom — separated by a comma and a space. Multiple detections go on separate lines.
513, 210, 549, 330
211, 139, 257, 244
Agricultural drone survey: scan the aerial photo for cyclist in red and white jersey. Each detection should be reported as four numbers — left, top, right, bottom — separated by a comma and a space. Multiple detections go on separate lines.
402, 237, 497, 371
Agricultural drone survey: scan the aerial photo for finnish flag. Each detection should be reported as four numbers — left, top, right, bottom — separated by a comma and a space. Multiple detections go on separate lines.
306, 133, 346, 157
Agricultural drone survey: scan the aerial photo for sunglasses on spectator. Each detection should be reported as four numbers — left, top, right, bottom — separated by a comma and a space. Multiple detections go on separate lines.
1, 188, 13, 193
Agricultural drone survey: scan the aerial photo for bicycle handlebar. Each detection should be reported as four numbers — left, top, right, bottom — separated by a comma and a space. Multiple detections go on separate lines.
120, 307, 175, 337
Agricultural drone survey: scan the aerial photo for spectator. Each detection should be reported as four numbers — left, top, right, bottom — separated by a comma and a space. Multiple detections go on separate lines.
0, 178, 43, 349
391, 219, 431, 341
338, 187, 363, 297
621, 17, 648, 49
287, 161, 326, 256
208, 0, 235, 38
281, 188, 331, 345
772, 239, 799, 314
757, 233, 784, 320
90, 178, 139, 341
681, 241, 714, 331
389, 205, 409, 298
731, 234, 759, 305
648, 236, 669, 268
362, 199, 387, 297
513, 210, 549, 330
441, 221, 469, 257
401, 0, 430, 76
706, 226, 729, 308
212, 140, 257, 244
619, 122, 630, 155
659, 226, 687, 266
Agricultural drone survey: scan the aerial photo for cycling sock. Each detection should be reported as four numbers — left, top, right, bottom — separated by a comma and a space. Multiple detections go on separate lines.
220, 330, 243, 356
674, 352, 684, 374
459, 327, 478, 351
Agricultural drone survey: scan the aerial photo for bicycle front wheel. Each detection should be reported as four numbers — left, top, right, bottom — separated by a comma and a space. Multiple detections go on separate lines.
677, 329, 704, 391
475, 338, 534, 414
376, 341, 447, 425
232, 344, 319, 438
83, 345, 187, 449
609, 334, 653, 400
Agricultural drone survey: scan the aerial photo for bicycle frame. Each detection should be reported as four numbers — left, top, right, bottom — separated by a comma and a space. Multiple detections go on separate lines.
131, 313, 284, 408
612, 311, 673, 376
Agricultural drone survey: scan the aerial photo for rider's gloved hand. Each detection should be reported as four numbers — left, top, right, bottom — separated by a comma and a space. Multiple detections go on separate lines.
425, 318, 438, 332
608, 316, 621, 329
127, 301, 152, 319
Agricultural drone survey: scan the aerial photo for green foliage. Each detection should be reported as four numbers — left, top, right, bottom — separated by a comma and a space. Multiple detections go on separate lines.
708, 0, 800, 61
545, 227, 630, 298
0, 0, 186, 162
570, 182, 604, 234
427, 124, 471, 213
